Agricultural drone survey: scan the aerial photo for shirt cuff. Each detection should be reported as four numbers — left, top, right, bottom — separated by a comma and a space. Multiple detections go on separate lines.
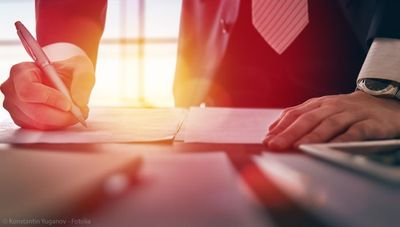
358, 38, 400, 83
42, 42, 89, 62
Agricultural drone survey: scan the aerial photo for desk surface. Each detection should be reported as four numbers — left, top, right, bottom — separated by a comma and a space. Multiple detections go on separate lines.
5, 142, 399, 227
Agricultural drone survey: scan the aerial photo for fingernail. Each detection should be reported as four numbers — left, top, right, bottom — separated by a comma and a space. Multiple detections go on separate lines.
269, 137, 287, 150
266, 129, 277, 136
268, 129, 277, 136
263, 135, 274, 144
268, 124, 277, 131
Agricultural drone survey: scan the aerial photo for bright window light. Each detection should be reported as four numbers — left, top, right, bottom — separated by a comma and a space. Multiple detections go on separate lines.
0, 0, 182, 108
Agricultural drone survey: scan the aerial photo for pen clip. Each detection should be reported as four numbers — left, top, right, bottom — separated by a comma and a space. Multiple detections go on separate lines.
17, 30, 37, 62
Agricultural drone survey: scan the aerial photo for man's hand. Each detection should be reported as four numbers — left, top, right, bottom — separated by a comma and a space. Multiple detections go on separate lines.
264, 91, 400, 150
1, 55, 95, 130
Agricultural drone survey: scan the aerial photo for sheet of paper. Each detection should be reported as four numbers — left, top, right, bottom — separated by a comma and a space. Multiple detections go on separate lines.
184, 107, 282, 144
0, 108, 187, 144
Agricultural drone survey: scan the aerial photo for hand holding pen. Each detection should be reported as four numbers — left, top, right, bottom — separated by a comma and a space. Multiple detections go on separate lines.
0, 21, 95, 130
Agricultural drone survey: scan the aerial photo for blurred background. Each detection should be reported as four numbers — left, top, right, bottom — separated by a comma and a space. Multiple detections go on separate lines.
0, 0, 182, 107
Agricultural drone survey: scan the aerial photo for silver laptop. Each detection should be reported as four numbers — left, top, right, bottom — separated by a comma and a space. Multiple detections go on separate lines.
300, 140, 400, 184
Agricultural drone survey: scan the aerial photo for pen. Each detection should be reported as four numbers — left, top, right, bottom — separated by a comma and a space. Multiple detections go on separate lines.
15, 21, 87, 127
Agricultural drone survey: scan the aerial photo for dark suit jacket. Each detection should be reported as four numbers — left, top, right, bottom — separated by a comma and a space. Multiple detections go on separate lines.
35, 0, 400, 107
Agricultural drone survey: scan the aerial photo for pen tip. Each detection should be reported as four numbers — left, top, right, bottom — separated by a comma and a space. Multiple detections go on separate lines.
70, 105, 88, 128
77, 117, 88, 128
81, 121, 88, 128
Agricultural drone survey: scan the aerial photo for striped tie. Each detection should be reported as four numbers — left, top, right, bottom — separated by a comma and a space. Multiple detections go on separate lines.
252, 0, 309, 54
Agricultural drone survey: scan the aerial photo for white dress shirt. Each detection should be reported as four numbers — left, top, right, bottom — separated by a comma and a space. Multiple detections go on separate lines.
358, 38, 400, 83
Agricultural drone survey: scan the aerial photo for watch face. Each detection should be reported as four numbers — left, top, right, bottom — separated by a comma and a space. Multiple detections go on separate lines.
364, 79, 391, 91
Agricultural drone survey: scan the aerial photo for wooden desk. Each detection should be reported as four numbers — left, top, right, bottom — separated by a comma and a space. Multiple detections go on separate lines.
6, 142, 400, 227
0, 143, 326, 227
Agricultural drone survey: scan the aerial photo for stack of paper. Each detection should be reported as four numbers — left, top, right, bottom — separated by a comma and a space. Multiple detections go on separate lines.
0, 108, 187, 144
184, 107, 282, 144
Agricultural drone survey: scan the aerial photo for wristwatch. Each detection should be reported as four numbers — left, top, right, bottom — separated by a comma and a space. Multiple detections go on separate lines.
357, 78, 400, 99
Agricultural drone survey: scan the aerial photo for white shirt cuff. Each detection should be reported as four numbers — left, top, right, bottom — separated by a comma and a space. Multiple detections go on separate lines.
358, 38, 400, 83
42, 42, 88, 62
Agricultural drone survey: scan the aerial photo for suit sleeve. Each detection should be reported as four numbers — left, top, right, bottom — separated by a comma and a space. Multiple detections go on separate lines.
35, 0, 107, 64
367, 0, 400, 44
357, 0, 400, 84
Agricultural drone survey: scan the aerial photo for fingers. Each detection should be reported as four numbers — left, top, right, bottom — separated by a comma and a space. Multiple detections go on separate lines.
268, 104, 303, 132
265, 106, 342, 150
294, 111, 365, 147
268, 98, 320, 132
10, 62, 72, 111
20, 102, 77, 127
54, 55, 95, 107
267, 98, 321, 136
331, 120, 387, 143
14, 82, 72, 111
4, 100, 77, 130
3, 100, 32, 129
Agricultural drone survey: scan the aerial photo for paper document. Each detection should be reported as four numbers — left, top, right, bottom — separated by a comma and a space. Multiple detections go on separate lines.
184, 107, 282, 144
0, 108, 187, 144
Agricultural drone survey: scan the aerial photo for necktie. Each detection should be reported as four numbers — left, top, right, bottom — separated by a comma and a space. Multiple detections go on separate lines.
252, 0, 309, 54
